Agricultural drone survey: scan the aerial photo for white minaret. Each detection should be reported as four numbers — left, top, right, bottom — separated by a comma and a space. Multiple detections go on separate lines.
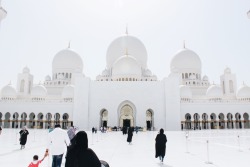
220, 67, 237, 98
0, 0, 7, 23
17, 67, 33, 96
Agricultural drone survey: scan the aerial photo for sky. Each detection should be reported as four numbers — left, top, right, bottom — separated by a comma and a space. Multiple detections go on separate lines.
0, 0, 250, 89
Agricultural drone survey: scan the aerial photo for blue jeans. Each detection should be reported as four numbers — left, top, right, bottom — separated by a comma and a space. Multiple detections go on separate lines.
52, 154, 63, 167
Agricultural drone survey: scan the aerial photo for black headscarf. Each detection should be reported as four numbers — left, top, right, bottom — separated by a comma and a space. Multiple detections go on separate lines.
160, 128, 164, 134
75, 131, 88, 149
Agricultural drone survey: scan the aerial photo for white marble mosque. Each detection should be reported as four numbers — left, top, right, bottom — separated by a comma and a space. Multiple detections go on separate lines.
0, 2, 250, 132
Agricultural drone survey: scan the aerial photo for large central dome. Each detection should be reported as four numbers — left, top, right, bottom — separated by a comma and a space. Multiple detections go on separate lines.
106, 34, 148, 69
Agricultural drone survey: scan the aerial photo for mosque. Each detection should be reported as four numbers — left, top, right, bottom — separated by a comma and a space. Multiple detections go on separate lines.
0, 3, 250, 131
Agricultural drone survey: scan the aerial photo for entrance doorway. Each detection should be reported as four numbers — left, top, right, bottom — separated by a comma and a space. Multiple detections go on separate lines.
123, 119, 130, 127
119, 104, 134, 127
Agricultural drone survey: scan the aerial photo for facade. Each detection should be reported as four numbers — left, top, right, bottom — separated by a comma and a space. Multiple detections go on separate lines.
1, 4, 250, 131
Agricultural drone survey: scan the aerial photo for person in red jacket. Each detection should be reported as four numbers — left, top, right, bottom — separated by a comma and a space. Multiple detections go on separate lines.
28, 150, 48, 167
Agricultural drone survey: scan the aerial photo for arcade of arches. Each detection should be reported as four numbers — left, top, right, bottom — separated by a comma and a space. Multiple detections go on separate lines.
182, 112, 250, 130
0, 112, 72, 129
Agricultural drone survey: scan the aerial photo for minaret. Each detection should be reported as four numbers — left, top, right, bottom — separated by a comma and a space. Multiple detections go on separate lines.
220, 67, 237, 98
17, 67, 34, 96
0, 0, 7, 23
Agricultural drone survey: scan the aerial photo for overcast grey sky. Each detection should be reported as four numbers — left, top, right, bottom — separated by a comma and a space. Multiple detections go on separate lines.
0, 0, 250, 89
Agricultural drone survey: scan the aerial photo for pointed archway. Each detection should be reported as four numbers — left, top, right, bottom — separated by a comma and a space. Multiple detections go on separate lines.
146, 109, 154, 130
117, 100, 136, 128
100, 109, 108, 128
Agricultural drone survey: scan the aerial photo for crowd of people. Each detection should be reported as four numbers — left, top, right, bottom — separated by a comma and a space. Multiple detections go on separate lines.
0, 124, 168, 166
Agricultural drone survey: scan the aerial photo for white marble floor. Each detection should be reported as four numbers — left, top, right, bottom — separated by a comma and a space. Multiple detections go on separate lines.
0, 129, 250, 167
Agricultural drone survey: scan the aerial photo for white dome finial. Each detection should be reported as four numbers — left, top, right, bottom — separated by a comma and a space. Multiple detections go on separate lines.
183, 40, 186, 49
125, 24, 128, 35
68, 41, 71, 49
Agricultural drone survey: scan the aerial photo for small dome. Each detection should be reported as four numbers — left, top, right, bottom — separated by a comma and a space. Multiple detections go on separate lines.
1, 84, 17, 98
106, 34, 148, 69
22, 66, 30, 73
112, 55, 141, 79
31, 85, 47, 97
144, 68, 152, 76
45, 75, 51, 81
203, 75, 209, 81
206, 85, 223, 98
224, 67, 231, 74
180, 85, 192, 99
52, 48, 83, 73
236, 84, 250, 99
102, 69, 110, 76
62, 85, 74, 98
170, 48, 201, 73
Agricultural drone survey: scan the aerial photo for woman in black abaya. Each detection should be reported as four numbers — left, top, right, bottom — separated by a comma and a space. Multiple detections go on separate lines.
155, 128, 167, 163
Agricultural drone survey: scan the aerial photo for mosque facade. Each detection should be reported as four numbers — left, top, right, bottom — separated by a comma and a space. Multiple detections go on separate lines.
0, 3, 250, 131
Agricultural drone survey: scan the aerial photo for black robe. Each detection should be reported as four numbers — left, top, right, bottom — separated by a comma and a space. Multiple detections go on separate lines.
65, 145, 101, 167
155, 133, 167, 158
65, 131, 101, 167
127, 128, 133, 143
19, 129, 29, 145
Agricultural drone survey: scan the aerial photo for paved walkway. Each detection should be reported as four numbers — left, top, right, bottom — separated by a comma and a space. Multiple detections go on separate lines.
0, 129, 249, 167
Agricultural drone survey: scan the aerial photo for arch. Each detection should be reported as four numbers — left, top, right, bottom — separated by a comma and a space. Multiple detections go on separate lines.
100, 109, 108, 128
210, 113, 217, 129
20, 112, 27, 128
227, 113, 234, 129
185, 113, 191, 130
54, 113, 60, 126
4, 112, 11, 128
202, 113, 208, 129
0, 112, 2, 127
117, 100, 136, 128
62, 113, 69, 129
235, 113, 242, 129
243, 113, 249, 129
146, 109, 154, 130
29, 113, 36, 128
37, 113, 44, 129
45, 113, 52, 129
193, 113, 200, 130
12, 112, 19, 128
218, 113, 225, 129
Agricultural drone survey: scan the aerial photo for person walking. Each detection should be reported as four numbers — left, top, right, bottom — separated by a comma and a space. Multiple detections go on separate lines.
19, 126, 29, 149
127, 127, 133, 144
65, 131, 105, 167
47, 124, 70, 167
28, 150, 49, 167
155, 128, 167, 163
67, 126, 76, 144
